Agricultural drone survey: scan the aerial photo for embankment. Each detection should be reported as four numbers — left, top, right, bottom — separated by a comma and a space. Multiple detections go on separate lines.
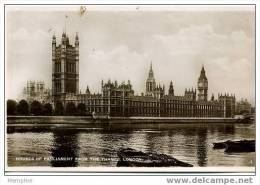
7, 116, 240, 125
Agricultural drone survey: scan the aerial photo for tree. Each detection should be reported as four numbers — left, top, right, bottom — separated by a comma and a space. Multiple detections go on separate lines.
77, 103, 86, 116
54, 101, 64, 116
30, 100, 43, 115
16, 99, 29, 115
65, 102, 77, 116
7, 99, 17, 115
42, 103, 53, 116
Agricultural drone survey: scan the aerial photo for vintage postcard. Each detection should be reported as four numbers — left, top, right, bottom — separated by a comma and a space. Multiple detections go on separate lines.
4, 4, 256, 175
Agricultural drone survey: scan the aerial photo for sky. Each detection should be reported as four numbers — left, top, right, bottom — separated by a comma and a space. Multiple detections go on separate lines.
6, 5, 255, 104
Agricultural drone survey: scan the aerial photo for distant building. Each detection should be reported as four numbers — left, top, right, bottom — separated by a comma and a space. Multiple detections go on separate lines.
236, 99, 252, 114
52, 33, 236, 118
23, 81, 51, 103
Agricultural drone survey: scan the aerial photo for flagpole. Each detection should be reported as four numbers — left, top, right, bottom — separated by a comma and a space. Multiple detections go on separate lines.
65, 15, 66, 34
64, 14, 68, 34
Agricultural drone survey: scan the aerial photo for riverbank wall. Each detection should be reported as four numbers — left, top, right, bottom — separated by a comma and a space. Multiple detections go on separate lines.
7, 116, 241, 125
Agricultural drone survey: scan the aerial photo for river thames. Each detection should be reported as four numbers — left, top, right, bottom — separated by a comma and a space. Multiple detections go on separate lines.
7, 122, 255, 167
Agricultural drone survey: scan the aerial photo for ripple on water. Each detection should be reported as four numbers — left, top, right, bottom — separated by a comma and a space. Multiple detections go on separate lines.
7, 123, 255, 167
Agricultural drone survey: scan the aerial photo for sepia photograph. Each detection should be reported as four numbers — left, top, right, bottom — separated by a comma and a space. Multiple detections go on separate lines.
4, 4, 255, 172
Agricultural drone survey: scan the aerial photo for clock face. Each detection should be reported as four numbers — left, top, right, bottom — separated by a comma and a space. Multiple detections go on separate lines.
198, 80, 208, 88
198, 82, 204, 87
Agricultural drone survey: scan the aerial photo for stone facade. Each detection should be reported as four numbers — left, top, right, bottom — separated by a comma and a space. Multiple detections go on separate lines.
61, 65, 235, 118
52, 32, 79, 104
52, 33, 236, 118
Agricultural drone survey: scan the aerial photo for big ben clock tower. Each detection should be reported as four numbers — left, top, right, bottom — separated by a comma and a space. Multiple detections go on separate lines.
197, 65, 208, 101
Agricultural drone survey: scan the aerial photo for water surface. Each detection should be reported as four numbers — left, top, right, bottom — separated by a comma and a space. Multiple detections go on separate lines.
7, 122, 255, 167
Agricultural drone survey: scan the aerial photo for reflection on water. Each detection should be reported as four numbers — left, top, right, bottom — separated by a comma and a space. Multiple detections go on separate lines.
51, 130, 79, 167
7, 123, 255, 167
196, 128, 207, 167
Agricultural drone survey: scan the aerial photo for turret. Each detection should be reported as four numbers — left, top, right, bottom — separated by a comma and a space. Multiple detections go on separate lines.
52, 34, 56, 56
52, 34, 56, 45
101, 79, 104, 88
85, 86, 90, 94
75, 32, 79, 47
52, 34, 56, 96
61, 32, 67, 45
211, 94, 214, 101
168, 81, 174, 95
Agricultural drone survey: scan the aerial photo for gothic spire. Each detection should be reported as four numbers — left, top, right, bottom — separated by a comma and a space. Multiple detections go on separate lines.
168, 81, 174, 95
199, 64, 207, 81
85, 86, 90, 94
146, 61, 156, 96
148, 61, 154, 79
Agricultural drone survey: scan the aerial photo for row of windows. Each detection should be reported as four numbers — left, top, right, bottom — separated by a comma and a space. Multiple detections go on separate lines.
64, 100, 228, 117
66, 63, 76, 73
54, 63, 61, 73
164, 101, 194, 105
72, 101, 224, 112
103, 92, 132, 97
54, 82, 61, 93
75, 98, 222, 109
146, 83, 155, 92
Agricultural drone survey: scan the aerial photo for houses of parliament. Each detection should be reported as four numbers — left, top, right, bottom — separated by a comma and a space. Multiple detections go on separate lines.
51, 32, 236, 118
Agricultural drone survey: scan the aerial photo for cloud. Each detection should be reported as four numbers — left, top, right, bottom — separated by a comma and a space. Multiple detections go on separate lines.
6, 10, 255, 104
140, 25, 254, 101
77, 24, 254, 102
80, 45, 149, 94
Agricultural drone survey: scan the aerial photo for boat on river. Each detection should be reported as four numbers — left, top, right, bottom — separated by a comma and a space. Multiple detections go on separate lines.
213, 139, 255, 153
